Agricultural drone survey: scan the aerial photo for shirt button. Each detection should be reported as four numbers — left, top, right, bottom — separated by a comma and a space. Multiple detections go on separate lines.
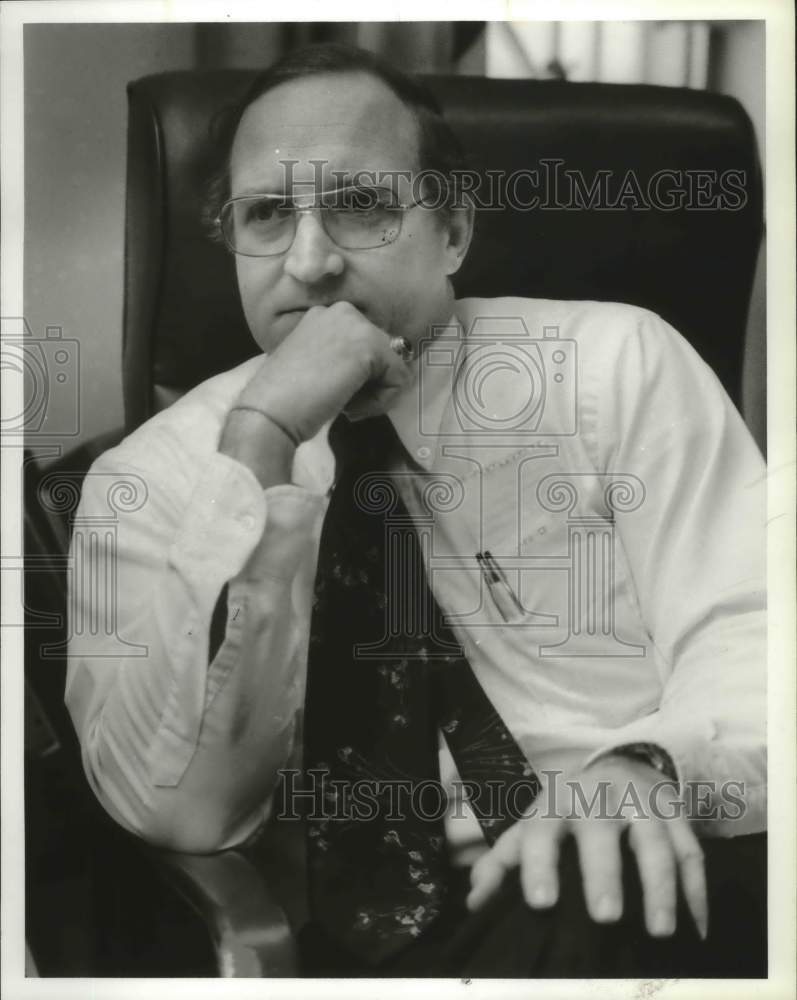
417, 446, 431, 460
237, 512, 256, 531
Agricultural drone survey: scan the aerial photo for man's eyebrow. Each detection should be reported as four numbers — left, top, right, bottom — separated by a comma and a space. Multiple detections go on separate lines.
325, 171, 368, 188
231, 172, 383, 199
230, 183, 289, 198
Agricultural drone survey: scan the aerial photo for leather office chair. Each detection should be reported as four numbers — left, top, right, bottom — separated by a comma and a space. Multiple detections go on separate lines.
34, 69, 763, 977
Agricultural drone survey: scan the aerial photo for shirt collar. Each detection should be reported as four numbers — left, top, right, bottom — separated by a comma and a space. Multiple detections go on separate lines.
387, 311, 462, 471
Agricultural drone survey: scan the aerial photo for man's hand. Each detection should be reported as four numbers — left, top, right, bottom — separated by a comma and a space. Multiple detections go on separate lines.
466, 757, 708, 940
219, 302, 413, 487
236, 302, 414, 444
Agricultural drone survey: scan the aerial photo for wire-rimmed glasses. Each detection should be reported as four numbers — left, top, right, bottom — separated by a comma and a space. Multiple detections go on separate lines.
217, 184, 422, 257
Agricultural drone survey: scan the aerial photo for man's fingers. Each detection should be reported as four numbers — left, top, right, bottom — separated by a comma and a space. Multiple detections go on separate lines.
466, 821, 524, 911
365, 326, 416, 385
668, 820, 708, 940
627, 820, 678, 937
519, 816, 563, 908
574, 819, 624, 923
344, 335, 414, 420
344, 384, 408, 421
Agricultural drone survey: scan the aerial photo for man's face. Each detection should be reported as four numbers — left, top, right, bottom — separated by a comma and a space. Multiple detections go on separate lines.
229, 71, 464, 354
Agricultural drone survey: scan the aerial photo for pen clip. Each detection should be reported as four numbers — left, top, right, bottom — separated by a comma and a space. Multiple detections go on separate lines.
482, 550, 525, 616
476, 551, 499, 583
477, 550, 525, 622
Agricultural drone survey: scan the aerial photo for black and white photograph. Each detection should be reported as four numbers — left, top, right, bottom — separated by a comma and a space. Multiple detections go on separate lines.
1, 2, 794, 997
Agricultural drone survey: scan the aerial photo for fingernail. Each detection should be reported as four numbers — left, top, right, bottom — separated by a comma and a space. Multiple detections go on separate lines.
594, 894, 621, 922
529, 884, 555, 908
650, 909, 675, 937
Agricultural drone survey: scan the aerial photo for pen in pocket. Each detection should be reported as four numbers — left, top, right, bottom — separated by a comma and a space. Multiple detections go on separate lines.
477, 550, 525, 622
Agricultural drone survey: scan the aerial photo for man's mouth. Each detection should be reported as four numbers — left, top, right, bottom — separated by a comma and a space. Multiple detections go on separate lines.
278, 302, 366, 317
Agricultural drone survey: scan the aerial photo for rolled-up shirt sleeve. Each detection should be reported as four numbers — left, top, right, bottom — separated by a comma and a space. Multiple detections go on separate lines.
585, 309, 766, 835
65, 407, 327, 852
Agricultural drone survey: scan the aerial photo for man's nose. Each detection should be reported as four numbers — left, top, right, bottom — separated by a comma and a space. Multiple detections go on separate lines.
282, 211, 344, 284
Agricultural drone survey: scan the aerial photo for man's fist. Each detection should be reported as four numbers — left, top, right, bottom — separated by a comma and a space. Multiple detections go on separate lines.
235, 302, 414, 445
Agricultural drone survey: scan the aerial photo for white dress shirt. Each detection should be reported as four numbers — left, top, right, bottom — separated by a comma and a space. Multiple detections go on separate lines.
65, 297, 766, 859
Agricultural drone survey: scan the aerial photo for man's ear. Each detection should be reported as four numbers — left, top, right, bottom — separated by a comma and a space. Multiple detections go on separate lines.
443, 196, 475, 277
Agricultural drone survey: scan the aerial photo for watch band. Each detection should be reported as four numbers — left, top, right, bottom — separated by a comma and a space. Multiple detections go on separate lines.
593, 741, 679, 783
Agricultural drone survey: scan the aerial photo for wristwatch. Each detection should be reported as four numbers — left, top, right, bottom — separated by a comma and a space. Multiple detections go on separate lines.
592, 742, 679, 783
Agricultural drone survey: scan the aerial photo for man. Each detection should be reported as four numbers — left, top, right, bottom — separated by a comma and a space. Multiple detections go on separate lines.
66, 44, 766, 977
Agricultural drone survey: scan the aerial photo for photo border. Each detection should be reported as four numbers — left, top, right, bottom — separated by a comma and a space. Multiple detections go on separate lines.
2, 2, 794, 998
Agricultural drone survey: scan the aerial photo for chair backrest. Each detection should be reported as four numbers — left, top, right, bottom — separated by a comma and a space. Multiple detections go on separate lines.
124, 70, 762, 432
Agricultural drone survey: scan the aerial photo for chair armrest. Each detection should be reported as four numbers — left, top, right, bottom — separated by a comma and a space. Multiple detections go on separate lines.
152, 848, 299, 977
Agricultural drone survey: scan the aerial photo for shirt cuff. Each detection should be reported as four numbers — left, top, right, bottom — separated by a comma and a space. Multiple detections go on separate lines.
168, 452, 325, 597
153, 457, 324, 787
169, 451, 269, 599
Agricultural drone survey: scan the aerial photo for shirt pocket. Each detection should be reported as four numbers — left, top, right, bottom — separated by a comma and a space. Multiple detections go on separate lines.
479, 505, 661, 729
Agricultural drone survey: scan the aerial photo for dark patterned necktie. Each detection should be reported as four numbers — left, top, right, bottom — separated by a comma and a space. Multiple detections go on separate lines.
303, 414, 539, 964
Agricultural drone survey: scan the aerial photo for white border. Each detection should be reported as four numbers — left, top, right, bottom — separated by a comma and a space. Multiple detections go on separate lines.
2, 2, 794, 999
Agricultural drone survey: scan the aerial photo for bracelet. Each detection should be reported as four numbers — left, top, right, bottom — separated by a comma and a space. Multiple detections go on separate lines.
230, 405, 301, 448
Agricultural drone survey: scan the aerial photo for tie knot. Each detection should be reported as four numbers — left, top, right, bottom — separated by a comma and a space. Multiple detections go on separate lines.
329, 414, 402, 473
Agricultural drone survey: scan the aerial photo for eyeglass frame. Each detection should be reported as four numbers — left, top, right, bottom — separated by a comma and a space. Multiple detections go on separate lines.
215, 184, 428, 258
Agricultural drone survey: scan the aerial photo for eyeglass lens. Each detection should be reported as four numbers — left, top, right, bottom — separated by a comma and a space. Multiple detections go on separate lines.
221, 187, 405, 256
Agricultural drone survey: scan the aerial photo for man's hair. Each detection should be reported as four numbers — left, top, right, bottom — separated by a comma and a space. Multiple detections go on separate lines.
203, 42, 467, 235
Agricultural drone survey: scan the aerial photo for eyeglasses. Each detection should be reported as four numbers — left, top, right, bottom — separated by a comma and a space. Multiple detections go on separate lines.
217, 185, 422, 257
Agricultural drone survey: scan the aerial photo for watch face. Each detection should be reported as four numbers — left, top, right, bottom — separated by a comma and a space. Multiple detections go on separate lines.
610, 742, 678, 782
